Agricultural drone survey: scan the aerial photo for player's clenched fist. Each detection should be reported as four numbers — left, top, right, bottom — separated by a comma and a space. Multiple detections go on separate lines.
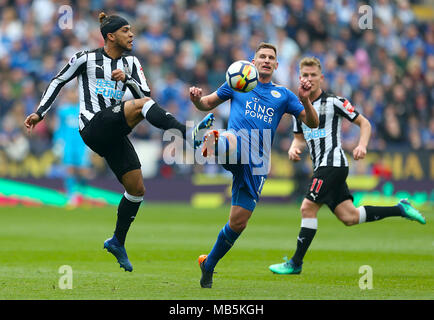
288, 147, 302, 161
112, 69, 126, 82
353, 145, 367, 160
298, 78, 312, 101
189, 86, 203, 103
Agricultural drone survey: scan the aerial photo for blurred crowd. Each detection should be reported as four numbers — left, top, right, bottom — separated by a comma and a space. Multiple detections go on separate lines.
0, 0, 433, 178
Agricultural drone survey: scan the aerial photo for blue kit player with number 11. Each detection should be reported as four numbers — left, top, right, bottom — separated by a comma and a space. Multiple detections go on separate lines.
189, 42, 319, 288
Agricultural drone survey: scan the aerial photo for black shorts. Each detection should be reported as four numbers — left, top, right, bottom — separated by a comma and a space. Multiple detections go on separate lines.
304, 166, 353, 212
80, 102, 141, 182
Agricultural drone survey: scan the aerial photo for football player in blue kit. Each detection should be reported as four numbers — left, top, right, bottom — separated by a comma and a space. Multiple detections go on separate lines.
53, 88, 92, 206
189, 42, 319, 288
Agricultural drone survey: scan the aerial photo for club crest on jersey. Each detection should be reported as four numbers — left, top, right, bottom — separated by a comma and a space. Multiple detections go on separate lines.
123, 61, 131, 75
112, 105, 121, 113
270, 90, 281, 98
319, 101, 327, 115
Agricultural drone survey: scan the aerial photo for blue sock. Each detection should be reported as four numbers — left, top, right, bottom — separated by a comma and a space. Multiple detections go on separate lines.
65, 176, 77, 198
204, 222, 240, 272
77, 175, 88, 195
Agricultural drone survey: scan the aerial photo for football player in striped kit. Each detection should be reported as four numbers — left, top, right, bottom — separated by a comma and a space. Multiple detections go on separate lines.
24, 12, 214, 272
269, 57, 426, 275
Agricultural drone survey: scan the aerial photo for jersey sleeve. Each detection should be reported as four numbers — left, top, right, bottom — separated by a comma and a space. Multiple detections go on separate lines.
293, 115, 303, 133
333, 96, 359, 121
36, 51, 87, 119
285, 89, 304, 119
216, 82, 233, 101
124, 56, 151, 98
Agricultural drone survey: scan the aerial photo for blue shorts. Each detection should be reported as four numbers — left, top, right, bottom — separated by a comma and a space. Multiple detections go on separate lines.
231, 185, 257, 212
223, 163, 266, 212
221, 132, 267, 212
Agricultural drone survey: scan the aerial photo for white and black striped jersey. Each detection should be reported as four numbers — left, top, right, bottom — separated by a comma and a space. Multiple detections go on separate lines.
293, 91, 359, 171
36, 47, 151, 130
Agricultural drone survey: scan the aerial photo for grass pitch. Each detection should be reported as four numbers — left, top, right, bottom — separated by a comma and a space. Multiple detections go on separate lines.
0, 203, 432, 300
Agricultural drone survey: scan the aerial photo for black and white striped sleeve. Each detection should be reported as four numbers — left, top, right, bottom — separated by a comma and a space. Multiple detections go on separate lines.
36, 51, 87, 119
124, 56, 151, 98
333, 96, 359, 122
292, 115, 303, 133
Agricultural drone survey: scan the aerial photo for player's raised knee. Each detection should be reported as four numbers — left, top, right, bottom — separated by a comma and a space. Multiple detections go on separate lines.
138, 97, 152, 106
125, 97, 152, 112
134, 185, 146, 198
123, 180, 146, 198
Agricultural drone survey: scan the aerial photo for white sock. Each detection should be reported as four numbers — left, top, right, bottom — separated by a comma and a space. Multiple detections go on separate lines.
301, 218, 318, 229
358, 206, 366, 224
124, 191, 143, 203
141, 99, 155, 118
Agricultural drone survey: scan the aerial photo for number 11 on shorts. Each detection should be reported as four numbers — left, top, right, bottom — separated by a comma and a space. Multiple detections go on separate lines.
310, 178, 323, 194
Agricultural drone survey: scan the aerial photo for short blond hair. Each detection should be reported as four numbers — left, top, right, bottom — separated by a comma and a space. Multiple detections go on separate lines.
299, 57, 322, 71
255, 42, 277, 56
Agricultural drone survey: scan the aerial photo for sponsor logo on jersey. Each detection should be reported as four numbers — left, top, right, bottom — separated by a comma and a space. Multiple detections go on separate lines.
343, 99, 354, 113
303, 127, 326, 141
245, 99, 274, 124
95, 79, 124, 100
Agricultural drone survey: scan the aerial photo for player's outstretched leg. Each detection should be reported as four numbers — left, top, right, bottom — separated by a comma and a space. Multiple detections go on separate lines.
356, 199, 426, 225
125, 98, 214, 148
104, 234, 133, 272
398, 199, 426, 224
189, 113, 215, 149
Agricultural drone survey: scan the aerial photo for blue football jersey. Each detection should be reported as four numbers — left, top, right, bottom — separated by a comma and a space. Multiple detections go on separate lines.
217, 81, 304, 171
55, 103, 82, 146
54, 103, 90, 167
218, 81, 303, 132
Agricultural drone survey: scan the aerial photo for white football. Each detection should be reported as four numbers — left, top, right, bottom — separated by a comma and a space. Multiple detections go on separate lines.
226, 60, 258, 93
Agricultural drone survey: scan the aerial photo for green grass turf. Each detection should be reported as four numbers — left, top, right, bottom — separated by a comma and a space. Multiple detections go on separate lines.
0, 203, 432, 300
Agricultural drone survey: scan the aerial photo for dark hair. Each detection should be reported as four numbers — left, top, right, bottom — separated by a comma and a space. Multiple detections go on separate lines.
98, 12, 129, 39
99, 12, 107, 24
